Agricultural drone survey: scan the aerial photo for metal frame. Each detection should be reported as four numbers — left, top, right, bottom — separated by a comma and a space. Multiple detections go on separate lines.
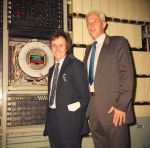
2, 0, 67, 147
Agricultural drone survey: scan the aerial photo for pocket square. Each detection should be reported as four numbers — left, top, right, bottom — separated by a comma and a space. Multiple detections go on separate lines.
67, 101, 81, 112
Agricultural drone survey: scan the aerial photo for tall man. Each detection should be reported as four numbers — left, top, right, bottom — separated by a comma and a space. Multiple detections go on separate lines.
43, 30, 90, 148
84, 11, 135, 148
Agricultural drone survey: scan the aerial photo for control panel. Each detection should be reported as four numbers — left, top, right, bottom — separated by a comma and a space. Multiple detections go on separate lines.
1, 0, 67, 147
7, 0, 64, 39
0, 31, 2, 148
7, 95, 48, 127
0, 0, 2, 29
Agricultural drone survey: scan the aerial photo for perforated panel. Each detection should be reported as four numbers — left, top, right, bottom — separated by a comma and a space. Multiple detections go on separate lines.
7, 0, 64, 38
0, 0, 2, 29
7, 95, 48, 127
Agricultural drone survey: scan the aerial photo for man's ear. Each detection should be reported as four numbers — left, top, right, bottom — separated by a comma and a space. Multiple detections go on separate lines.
103, 22, 107, 30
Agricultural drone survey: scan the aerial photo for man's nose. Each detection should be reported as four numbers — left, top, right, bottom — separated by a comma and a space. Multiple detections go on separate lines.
56, 46, 60, 51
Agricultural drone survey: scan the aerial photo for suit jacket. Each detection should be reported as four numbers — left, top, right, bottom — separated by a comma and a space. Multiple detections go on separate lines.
43, 56, 90, 137
84, 35, 135, 127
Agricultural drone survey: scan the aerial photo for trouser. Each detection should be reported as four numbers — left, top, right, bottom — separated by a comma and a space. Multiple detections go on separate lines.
87, 95, 130, 148
91, 123, 130, 148
48, 108, 82, 148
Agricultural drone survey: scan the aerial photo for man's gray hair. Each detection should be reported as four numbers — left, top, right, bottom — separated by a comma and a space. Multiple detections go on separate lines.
86, 11, 106, 22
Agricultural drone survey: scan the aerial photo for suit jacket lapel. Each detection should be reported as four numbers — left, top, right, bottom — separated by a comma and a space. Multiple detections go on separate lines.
48, 56, 73, 93
58, 56, 73, 82
95, 35, 110, 79
48, 65, 55, 80
48, 65, 55, 95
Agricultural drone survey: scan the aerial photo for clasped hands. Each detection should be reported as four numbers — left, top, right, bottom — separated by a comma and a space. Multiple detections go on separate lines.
108, 106, 126, 126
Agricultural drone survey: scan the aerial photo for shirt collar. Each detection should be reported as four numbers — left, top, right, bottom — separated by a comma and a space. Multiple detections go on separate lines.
95, 33, 106, 44
55, 56, 66, 67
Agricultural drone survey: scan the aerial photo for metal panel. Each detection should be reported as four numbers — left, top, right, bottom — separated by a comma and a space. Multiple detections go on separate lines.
108, 22, 118, 36
139, 0, 149, 21
2, 0, 68, 147
0, 0, 2, 29
135, 78, 150, 102
125, 0, 135, 19
117, 0, 125, 19
7, 95, 48, 127
133, 25, 142, 48
125, 24, 135, 48
82, 0, 91, 14
146, 0, 150, 21
7, 126, 50, 148
0, 32, 2, 101
8, 0, 65, 39
117, 23, 126, 37
73, 47, 85, 61
133, 0, 146, 20
134, 106, 150, 117
108, 0, 117, 17
100, 0, 109, 16
106, 23, 141, 48
132, 51, 150, 75
130, 116, 150, 148
72, 18, 83, 44
91, 0, 100, 11
72, 0, 82, 13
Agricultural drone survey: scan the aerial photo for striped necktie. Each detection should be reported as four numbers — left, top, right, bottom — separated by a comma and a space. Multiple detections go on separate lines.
49, 63, 59, 106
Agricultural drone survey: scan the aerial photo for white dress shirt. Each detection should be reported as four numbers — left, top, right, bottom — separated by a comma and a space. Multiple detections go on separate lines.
50, 56, 66, 109
87, 33, 106, 92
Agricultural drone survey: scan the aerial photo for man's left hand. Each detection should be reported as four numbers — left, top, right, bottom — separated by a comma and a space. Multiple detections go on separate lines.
108, 106, 126, 126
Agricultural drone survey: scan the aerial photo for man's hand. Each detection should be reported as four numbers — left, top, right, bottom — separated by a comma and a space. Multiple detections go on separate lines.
108, 106, 126, 126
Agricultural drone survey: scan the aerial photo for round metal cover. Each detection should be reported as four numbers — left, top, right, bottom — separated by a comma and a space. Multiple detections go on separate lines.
18, 42, 54, 77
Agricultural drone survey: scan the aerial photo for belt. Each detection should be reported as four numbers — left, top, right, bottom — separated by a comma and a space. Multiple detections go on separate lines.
90, 92, 95, 96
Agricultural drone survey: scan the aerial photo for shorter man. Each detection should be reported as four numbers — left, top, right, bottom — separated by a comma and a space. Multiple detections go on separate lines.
43, 30, 90, 148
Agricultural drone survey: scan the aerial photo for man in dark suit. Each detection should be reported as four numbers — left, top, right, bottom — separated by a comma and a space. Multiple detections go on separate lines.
43, 30, 90, 148
84, 11, 135, 148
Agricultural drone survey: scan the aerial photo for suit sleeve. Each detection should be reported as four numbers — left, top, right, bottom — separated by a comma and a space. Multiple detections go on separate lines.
114, 37, 134, 112
72, 60, 90, 112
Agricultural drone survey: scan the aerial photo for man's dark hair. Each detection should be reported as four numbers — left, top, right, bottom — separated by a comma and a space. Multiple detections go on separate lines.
49, 30, 72, 55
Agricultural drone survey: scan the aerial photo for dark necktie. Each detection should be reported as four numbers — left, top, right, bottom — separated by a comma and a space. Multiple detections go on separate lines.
89, 41, 97, 85
49, 63, 59, 106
